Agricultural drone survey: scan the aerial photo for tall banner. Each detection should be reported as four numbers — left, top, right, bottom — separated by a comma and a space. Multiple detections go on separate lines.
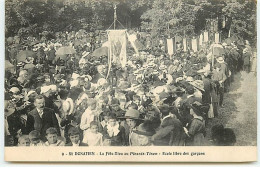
183, 38, 187, 52
199, 34, 203, 46
215, 32, 220, 43
167, 38, 174, 56
203, 31, 209, 42
107, 30, 127, 68
191, 38, 198, 52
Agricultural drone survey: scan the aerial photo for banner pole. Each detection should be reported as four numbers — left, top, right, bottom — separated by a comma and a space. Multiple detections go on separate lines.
114, 4, 117, 30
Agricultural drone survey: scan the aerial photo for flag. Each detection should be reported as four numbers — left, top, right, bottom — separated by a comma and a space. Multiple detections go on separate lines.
127, 33, 139, 54
199, 34, 203, 46
107, 30, 127, 68
215, 32, 220, 44
203, 31, 209, 42
167, 38, 174, 56
183, 38, 187, 52
192, 38, 198, 52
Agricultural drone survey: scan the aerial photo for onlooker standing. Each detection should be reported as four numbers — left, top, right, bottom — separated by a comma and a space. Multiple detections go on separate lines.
29, 95, 61, 140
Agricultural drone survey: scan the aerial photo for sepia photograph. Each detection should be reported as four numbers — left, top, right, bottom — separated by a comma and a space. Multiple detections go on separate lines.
3, 0, 257, 162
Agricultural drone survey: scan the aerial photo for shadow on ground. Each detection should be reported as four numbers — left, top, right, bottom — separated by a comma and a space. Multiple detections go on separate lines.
205, 71, 257, 146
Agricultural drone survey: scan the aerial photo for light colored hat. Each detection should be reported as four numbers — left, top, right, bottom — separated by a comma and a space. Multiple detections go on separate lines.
49, 85, 57, 92
176, 77, 183, 83
40, 86, 51, 94
19, 70, 27, 77
186, 76, 194, 82
97, 78, 107, 86
79, 58, 87, 65
84, 75, 92, 82
119, 108, 141, 120
27, 90, 36, 97
62, 98, 74, 115
243, 48, 248, 53
159, 65, 167, 70
71, 73, 80, 79
152, 70, 159, 75
70, 80, 79, 88
216, 56, 225, 63
10, 87, 20, 94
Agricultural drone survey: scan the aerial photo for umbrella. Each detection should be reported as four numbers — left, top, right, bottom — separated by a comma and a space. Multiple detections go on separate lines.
91, 47, 108, 57
24, 63, 35, 70
16, 50, 36, 62
55, 46, 76, 56
5, 60, 14, 70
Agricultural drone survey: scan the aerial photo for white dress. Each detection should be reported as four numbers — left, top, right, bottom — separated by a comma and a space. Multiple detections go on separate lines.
82, 129, 103, 146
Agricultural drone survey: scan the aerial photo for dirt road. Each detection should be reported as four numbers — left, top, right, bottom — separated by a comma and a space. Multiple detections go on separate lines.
206, 71, 257, 146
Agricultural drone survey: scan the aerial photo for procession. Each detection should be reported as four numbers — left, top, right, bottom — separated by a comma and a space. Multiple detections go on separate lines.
4, 0, 257, 147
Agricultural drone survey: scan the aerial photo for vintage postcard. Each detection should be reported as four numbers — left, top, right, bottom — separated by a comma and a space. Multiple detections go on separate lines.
4, 0, 257, 162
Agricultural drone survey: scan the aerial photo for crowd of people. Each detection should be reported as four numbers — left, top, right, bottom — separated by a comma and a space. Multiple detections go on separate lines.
5, 28, 256, 147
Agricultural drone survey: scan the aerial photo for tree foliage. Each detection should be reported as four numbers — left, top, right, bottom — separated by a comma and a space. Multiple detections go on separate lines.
5, 0, 256, 44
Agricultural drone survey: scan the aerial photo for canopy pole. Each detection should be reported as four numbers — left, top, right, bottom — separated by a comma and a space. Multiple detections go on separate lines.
114, 4, 117, 30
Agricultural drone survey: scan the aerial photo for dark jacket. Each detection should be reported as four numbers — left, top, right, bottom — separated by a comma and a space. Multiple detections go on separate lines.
243, 52, 251, 66
152, 116, 185, 146
103, 125, 126, 146
7, 113, 35, 136
29, 107, 61, 140
202, 78, 212, 104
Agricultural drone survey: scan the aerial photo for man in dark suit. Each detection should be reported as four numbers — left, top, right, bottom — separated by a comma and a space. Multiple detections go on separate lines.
7, 109, 35, 145
202, 71, 212, 105
29, 95, 60, 141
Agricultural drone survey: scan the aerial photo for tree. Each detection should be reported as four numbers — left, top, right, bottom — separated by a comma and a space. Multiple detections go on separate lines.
222, 0, 257, 45
140, 0, 203, 37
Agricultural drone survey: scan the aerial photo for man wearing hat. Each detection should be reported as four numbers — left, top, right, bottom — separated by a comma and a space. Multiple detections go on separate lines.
217, 56, 230, 91
243, 47, 251, 73
119, 109, 143, 146
152, 104, 184, 146
212, 63, 226, 107
184, 101, 206, 146
41, 85, 59, 113
131, 120, 156, 146
7, 107, 35, 145
201, 71, 212, 105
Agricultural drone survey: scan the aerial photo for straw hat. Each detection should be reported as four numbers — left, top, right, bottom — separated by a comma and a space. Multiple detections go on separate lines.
62, 98, 74, 115
216, 56, 225, 64
118, 108, 142, 120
